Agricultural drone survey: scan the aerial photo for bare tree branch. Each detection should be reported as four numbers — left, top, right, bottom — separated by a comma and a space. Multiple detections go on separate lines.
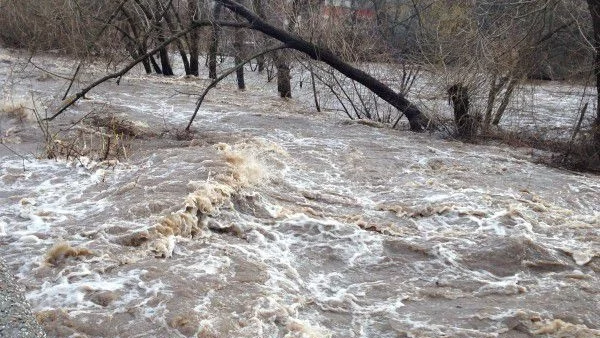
45, 20, 249, 121
63, 0, 131, 100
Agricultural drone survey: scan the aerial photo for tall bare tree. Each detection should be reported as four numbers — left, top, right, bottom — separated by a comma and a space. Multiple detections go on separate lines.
587, 0, 600, 146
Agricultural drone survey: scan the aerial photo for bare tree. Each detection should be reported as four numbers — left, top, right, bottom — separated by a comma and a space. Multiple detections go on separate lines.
586, 0, 600, 148
208, 2, 223, 79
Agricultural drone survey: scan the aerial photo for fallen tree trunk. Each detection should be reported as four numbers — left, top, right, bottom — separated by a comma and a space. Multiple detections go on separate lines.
215, 0, 430, 131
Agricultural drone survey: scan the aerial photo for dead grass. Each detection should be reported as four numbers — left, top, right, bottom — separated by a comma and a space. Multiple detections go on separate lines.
37, 113, 153, 162
0, 99, 35, 122
557, 132, 600, 172
86, 113, 153, 138
43, 126, 131, 162
479, 129, 568, 152
431, 112, 599, 172
478, 128, 600, 173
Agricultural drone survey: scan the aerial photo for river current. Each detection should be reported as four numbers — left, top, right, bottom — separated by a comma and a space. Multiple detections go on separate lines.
1, 50, 599, 337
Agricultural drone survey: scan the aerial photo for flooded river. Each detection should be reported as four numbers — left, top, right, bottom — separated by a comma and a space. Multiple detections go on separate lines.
1, 50, 599, 337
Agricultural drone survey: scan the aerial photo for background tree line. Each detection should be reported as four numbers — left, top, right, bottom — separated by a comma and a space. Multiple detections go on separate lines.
0, 0, 599, 168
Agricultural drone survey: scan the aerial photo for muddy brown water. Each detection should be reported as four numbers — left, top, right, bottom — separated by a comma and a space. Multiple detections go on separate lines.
1, 50, 599, 337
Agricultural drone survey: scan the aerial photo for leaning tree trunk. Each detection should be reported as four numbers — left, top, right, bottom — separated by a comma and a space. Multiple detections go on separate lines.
158, 39, 174, 76
132, 0, 173, 76
157, 17, 174, 76
141, 55, 153, 73
492, 78, 518, 126
163, 6, 191, 75
215, 0, 429, 130
150, 54, 162, 74
483, 73, 508, 130
120, 7, 154, 74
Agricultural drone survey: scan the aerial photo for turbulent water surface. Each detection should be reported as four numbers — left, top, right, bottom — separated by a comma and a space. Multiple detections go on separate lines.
1, 50, 600, 338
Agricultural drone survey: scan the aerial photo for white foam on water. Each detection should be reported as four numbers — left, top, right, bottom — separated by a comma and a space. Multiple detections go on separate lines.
2, 51, 600, 337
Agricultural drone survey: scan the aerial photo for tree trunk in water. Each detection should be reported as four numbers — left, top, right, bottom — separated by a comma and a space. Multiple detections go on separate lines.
156, 12, 174, 76
586, 0, 600, 149
190, 44, 200, 76
120, 7, 152, 74
158, 44, 174, 76
448, 83, 476, 139
492, 78, 518, 126
215, 0, 429, 131
208, 4, 223, 79
483, 74, 508, 130
188, 2, 200, 76
208, 33, 219, 79
131, 0, 173, 75
257, 55, 265, 72
234, 26, 246, 90
252, 0, 266, 72
163, 7, 191, 75
140, 57, 152, 74
123, 39, 152, 74
275, 52, 291, 98
150, 54, 162, 74
178, 48, 191, 75
142, 44, 164, 74
310, 63, 321, 112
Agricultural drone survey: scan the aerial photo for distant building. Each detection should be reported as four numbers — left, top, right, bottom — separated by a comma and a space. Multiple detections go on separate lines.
322, 0, 375, 20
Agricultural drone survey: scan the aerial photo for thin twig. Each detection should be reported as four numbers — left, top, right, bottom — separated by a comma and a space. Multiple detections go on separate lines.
300, 60, 353, 120
392, 112, 405, 129
571, 102, 588, 142
1, 143, 31, 163
185, 44, 288, 131
26, 58, 72, 80
309, 61, 320, 112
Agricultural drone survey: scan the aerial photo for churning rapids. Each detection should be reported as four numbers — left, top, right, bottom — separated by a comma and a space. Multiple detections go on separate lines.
1, 50, 600, 338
